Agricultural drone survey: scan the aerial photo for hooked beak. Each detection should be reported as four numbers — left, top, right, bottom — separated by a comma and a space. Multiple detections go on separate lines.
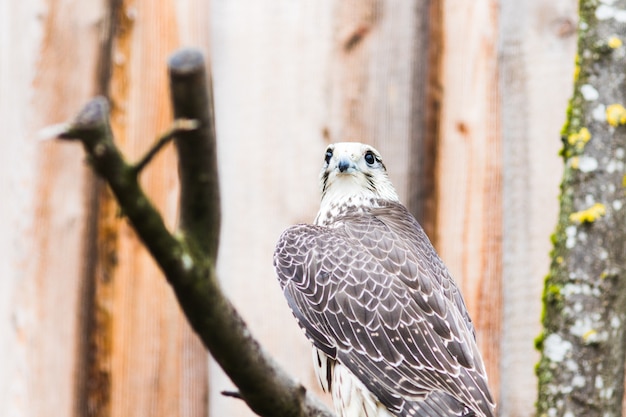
335, 157, 357, 174
337, 158, 351, 173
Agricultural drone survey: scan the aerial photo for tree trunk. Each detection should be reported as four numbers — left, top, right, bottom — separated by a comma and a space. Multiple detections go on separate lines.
536, 1, 626, 416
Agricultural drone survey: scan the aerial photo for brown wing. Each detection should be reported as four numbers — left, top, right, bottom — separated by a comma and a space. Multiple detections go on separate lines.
273, 201, 495, 417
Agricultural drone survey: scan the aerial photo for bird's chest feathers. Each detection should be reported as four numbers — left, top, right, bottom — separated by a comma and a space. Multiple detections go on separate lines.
315, 198, 374, 227
316, 181, 379, 226
317, 171, 399, 227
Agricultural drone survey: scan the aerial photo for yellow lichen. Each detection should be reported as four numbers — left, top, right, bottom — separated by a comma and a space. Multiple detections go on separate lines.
573, 53, 580, 81
623, 174, 626, 188
556, 256, 564, 264
608, 36, 623, 49
567, 127, 592, 152
570, 156, 580, 169
569, 203, 606, 224
606, 104, 626, 127
582, 329, 597, 343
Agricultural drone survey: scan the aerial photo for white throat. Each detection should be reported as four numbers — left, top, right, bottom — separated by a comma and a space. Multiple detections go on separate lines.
315, 172, 399, 226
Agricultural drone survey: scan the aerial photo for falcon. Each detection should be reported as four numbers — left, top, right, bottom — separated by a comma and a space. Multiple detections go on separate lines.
274, 142, 495, 417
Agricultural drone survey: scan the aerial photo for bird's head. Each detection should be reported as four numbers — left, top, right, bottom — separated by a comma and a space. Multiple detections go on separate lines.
319, 142, 399, 208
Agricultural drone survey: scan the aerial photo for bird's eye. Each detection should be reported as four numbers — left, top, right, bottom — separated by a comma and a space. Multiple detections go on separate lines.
324, 148, 333, 164
364, 150, 376, 165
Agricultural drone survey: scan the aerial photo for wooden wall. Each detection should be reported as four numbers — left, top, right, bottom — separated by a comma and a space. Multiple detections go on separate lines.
0, 1, 577, 417
498, 2, 578, 415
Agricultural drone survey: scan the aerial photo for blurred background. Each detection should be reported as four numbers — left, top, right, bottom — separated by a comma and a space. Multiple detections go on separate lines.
0, 1, 578, 416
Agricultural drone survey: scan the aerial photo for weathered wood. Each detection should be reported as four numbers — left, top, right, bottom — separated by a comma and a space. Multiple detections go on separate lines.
326, 0, 424, 199
209, 3, 334, 414
407, 0, 442, 239
499, 1, 578, 416
59, 63, 336, 417
0, 1, 596, 416
98, 2, 208, 417
209, 2, 434, 416
0, 1, 104, 416
435, 0, 502, 403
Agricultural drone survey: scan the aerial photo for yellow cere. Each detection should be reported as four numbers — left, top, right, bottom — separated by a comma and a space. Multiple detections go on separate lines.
606, 104, 626, 127
608, 36, 623, 49
569, 203, 606, 224
567, 127, 592, 152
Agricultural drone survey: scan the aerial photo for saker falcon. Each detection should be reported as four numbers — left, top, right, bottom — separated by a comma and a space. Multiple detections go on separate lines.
274, 142, 495, 417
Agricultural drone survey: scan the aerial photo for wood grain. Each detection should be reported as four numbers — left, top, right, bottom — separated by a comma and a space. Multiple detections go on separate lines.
406, 0, 442, 238
435, 0, 502, 403
208, 3, 334, 415
209, 2, 430, 416
101, 1, 208, 417
0, 1, 104, 416
499, 2, 577, 416
0, 1, 584, 416
327, 0, 423, 200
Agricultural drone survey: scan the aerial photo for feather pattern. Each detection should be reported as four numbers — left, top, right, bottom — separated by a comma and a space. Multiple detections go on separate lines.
274, 143, 495, 417
275, 201, 495, 417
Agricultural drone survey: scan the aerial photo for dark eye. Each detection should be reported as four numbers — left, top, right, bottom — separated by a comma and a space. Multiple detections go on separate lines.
324, 148, 333, 164
364, 150, 376, 165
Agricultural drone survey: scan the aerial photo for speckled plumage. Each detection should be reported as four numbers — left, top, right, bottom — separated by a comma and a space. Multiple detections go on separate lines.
274, 143, 495, 417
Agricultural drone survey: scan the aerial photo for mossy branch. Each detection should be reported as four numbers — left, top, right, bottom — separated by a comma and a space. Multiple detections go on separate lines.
56, 48, 334, 417
536, 1, 626, 416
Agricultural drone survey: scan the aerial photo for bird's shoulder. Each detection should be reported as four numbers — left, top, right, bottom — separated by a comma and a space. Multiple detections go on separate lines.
274, 200, 462, 311
273, 201, 495, 416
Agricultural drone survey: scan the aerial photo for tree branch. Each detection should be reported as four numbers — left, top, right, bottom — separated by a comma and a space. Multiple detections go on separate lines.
57, 48, 334, 417
168, 49, 221, 260
132, 118, 199, 175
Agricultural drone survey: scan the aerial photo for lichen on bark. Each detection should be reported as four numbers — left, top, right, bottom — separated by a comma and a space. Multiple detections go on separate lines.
536, 1, 626, 416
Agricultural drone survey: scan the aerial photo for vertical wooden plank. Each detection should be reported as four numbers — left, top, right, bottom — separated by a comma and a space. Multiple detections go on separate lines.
436, 0, 502, 402
0, 0, 211, 416
407, 0, 442, 238
173, 0, 211, 53
0, 2, 44, 415
0, 1, 104, 417
1, 0, 584, 415
210, 2, 429, 416
95, 1, 209, 417
209, 3, 333, 416
326, 0, 422, 198
499, 1, 577, 416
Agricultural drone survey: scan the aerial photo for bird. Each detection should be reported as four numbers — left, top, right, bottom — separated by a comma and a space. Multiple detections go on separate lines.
273, 142, 496, 417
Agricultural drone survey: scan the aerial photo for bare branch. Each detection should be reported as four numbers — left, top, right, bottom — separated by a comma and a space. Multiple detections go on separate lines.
221, 391, 244, 400
168, 48, 221, 260
133, 118, 199, 174
55, 48, 335, 417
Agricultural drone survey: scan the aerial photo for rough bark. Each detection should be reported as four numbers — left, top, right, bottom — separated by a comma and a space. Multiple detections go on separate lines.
536, 1, 626, 416
56, 49, 334, 417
